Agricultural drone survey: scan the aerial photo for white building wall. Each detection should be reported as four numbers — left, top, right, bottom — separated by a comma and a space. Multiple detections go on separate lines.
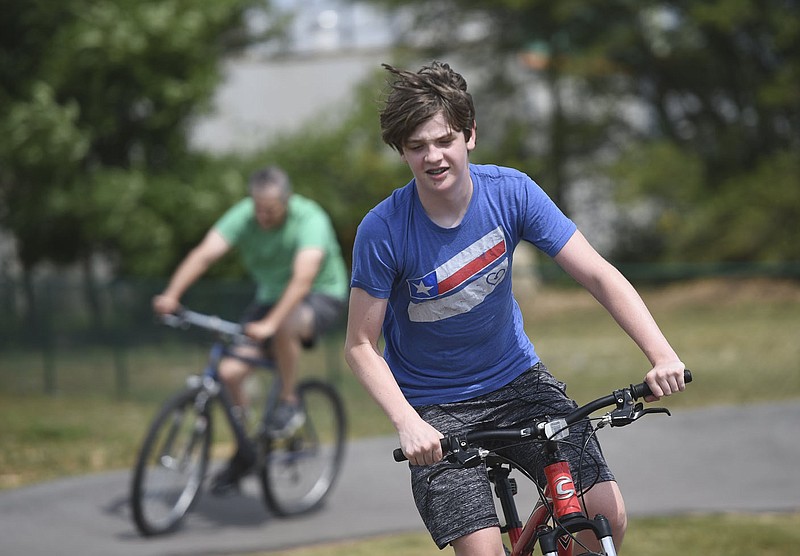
190, 49, 389, 154
191, 0, 398, 153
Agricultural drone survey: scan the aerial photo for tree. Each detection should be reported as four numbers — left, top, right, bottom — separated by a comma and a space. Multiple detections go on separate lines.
0, 0, 253, 268
0, 0, 281, 327
605, 1, 800, 262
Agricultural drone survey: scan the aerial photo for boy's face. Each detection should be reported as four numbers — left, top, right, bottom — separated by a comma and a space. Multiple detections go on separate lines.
400, 112, 476, 196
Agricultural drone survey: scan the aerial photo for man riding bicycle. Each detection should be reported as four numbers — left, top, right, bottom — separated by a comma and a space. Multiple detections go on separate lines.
154, 165, 348, 495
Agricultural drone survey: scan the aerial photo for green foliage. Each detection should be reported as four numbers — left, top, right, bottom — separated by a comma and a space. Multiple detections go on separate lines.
0, 81, 91, 266
0, 82, 89, 175
74, 156, 252, 277
699, 151, 800, 261
606, 141, 706, 261
609, 139, 800, 264
0, 0, 268, 275
601, 1, 800, 261
41, 0, 252, 168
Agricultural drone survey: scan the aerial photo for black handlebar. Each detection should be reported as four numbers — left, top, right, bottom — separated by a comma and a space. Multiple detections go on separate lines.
160, 308, 244, 338
393, 370, 692, 463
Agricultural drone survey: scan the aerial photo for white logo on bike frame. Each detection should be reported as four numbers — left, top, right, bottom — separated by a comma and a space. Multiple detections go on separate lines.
554, 476, 575, 499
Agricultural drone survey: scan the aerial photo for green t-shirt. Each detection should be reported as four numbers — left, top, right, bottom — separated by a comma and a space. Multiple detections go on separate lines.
214, 195, 349, 303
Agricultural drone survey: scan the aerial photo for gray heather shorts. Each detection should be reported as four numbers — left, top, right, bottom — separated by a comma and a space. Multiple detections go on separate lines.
241, 293, 346, 348
410, 363, 615, 549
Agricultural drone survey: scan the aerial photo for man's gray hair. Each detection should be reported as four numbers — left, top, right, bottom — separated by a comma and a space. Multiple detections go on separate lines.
248, 166, 292, 200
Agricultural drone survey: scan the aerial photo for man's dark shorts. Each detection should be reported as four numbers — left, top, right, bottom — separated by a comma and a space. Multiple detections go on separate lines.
241, 293, 346, 348
410, 363, 616, 549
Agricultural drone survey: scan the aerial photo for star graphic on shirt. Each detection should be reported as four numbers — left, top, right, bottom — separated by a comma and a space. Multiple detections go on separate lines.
413, 280, 433, 296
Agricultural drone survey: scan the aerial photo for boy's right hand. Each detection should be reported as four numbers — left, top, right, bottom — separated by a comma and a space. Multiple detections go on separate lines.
398, 416, 445, 467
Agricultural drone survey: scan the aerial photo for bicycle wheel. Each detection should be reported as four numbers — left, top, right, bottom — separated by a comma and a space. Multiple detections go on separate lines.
130, 384, 213, 536
259, 378, 346, 516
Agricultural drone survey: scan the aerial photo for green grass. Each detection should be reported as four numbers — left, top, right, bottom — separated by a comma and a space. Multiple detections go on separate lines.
0, 395, 152, 488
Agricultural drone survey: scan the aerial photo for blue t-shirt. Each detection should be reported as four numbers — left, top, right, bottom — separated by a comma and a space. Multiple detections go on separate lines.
351, 164, 577, 406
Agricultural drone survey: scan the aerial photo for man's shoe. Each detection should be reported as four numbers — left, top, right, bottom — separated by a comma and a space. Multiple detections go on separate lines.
209, 451, 255, 496
264, 401, 306, 438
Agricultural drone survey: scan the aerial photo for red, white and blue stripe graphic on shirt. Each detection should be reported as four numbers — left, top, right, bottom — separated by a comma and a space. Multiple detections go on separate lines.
407, 227, 508, 322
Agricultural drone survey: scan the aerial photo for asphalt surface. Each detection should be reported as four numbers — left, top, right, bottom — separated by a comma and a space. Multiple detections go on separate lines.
1, 401, 799, 556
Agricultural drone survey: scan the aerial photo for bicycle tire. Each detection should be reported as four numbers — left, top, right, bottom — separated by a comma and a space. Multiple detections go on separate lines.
259, 378, 346, 516
130, 384, 213, 536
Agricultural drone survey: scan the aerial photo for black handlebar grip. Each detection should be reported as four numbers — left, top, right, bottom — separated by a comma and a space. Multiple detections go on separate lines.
393, 438, 451, 462
632, 369, 693, 399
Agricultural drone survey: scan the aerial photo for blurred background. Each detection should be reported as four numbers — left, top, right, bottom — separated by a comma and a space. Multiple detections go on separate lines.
1, 0, 798, 494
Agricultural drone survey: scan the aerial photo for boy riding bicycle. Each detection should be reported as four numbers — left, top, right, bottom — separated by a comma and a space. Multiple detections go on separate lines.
344, 61, 686, 555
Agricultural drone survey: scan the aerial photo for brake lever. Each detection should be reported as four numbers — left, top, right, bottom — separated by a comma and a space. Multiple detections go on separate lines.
608, 401, 672, 426
451, 448, 484, 468
607, 388, 672, 427
634, 406, 671, 419
427, 447, 484, 484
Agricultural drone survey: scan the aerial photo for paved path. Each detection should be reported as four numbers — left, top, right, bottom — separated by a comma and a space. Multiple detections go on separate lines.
1, 401, 798, 555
